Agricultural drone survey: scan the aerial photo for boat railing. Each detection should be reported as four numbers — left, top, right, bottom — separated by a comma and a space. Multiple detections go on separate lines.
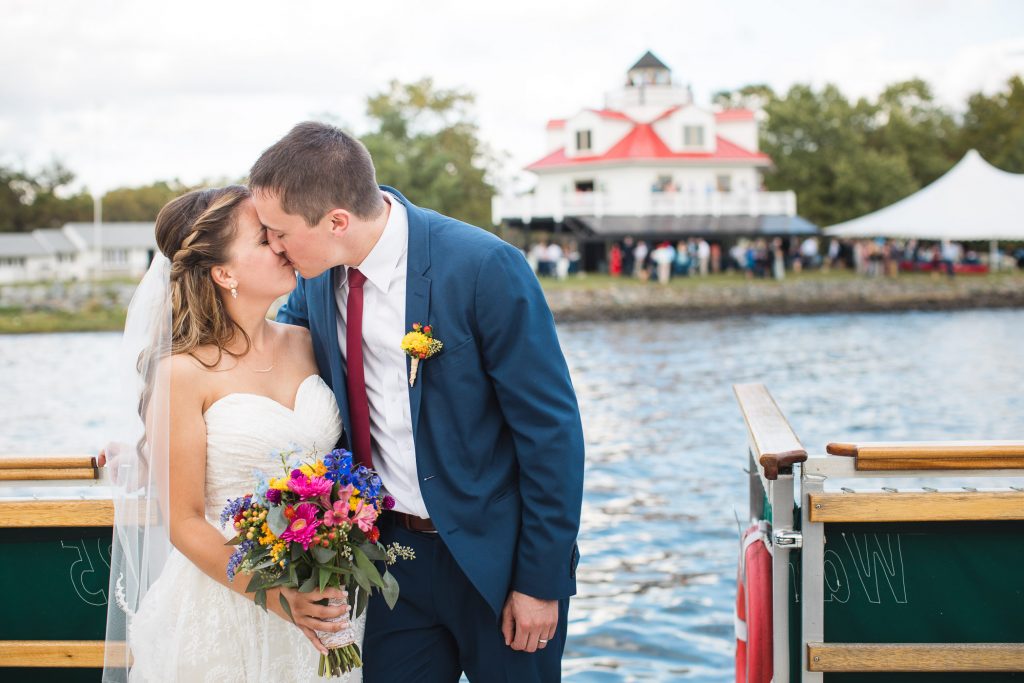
734, 383, 1024, 682
0, 454, 117, 672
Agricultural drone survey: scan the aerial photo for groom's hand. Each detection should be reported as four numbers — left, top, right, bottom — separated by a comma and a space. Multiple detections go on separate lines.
501, 591, 558, 653
277, 586, 350, 655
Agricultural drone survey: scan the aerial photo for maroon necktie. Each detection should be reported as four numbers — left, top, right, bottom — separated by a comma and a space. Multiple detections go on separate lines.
345, 268, 373, 469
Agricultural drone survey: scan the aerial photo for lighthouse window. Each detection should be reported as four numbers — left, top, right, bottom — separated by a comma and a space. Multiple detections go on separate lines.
683, 125, 705, 147
576, 130, 592, 152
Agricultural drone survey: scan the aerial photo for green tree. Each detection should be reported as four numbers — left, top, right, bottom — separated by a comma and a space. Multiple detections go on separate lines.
871, 79, 960, 187
0, 161, 92, 232
358, 78, 496, 228
712, 83, 775, 111
761, 83, 918, 226
959, 75, 1024, 173
102, 180, 195, 221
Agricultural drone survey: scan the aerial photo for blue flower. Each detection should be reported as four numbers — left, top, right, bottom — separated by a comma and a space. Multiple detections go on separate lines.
324, 448, 354, 483
219, 495, 251, 529
227, 540, 257, 582
251, 469, 270, 507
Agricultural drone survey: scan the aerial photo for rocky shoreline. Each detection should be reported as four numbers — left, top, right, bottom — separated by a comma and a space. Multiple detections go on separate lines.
543, 274, 1024, 323
2, 274, 1024, 333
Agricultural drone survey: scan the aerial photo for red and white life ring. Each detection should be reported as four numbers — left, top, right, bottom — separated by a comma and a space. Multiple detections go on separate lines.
736, 520, 773, 683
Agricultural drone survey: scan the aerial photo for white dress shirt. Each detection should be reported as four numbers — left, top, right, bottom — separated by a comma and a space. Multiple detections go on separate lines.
334, 193, 428, 518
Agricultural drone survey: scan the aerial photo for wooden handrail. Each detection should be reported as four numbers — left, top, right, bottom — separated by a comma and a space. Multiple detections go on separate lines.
0, 640, 129, 668
734, 383, 807, 480
0, 455, 97, 469
807, 491, 1024, 523
807, 643, 1024, 672
0, 500, 114, 527
826, 441, 1024, 471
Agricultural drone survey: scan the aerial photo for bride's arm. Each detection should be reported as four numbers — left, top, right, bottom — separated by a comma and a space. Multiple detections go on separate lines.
165, 356, 348, 654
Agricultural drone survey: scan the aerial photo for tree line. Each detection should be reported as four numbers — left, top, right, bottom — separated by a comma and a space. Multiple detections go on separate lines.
2, 75, 1022, 232
0, 78, 497, 233
716, 75, 1024, 226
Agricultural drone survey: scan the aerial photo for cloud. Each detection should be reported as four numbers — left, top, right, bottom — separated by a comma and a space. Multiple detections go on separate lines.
1, 0, 1021, 192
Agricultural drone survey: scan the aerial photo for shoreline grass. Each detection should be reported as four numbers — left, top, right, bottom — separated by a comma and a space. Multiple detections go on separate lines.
2, 271, 1024, 334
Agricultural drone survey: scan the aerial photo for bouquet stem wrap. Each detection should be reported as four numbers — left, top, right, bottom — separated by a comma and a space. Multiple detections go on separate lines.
316, 596, 358, 649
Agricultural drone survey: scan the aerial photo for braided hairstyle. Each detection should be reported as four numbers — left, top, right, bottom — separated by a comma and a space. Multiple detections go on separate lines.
154, 185, 252, 368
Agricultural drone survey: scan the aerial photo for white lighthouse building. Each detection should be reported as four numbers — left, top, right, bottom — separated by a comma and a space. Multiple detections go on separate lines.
493, 51, 815, 270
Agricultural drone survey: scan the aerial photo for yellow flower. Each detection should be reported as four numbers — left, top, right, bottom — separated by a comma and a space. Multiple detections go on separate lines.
400, 331, 443, 360
258, 522, 276, 546
268, 477, 290, 491
299, 461, 327, 478
270, 541, 286, 561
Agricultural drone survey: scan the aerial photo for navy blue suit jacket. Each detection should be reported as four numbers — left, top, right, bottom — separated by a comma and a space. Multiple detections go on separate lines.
276, 187, 584, 617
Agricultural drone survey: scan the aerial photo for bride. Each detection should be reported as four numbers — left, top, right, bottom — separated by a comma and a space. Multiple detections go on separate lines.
101, 185, 363, 682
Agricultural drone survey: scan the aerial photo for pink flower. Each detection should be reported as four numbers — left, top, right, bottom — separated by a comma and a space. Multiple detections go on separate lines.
323, 499, 347, 527
350, 500, 377, 533
279, 503, 321, 550
287, 471, 333, 500
336, 484, 355, 509
322, 485, 356, 528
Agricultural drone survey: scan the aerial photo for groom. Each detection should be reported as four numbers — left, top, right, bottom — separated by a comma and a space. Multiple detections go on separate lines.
249, 121, 584, 681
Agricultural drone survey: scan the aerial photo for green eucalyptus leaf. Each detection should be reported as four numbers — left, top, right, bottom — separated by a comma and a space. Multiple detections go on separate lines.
353, 548, 385, 588
318, 566, 330, 592
381, 570, 399, 610
312, 545, 335, 564
355, 586, 368, 618
359, 542, 386, 562
267, 505, 288, 536
279, 592, 294, 622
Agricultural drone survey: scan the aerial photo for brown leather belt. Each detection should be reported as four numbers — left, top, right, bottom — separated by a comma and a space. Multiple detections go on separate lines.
389, 510, 437, 533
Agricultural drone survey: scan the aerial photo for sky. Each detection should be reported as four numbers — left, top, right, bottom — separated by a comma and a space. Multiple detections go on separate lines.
2, 0, 1023, 194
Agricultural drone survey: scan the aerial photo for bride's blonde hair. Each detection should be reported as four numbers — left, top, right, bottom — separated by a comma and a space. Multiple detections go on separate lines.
154, 185, 252, 367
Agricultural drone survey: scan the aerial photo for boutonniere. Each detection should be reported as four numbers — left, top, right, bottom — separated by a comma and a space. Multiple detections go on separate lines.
400, 323, 444, 387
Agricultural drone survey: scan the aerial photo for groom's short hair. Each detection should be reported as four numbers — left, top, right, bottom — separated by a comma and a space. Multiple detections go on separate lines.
249, 121, 384, 225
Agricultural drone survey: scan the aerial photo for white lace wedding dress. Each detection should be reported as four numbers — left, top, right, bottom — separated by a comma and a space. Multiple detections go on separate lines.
128, 375, 365, 682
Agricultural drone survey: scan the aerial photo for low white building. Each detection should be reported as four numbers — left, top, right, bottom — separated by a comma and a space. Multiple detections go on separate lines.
33, 228, 86, 281
63, 222, 157, 279
493, 51, 815, 270
0, 222, 156, 284
0, 234, 55, 284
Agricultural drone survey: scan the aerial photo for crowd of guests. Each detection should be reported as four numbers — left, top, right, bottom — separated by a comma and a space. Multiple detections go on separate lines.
840, 238, 1023, 277
525, 239, 582, 279
520, 234, 1024, 283
596, 236, 1024, 283
606, 236, 801, 283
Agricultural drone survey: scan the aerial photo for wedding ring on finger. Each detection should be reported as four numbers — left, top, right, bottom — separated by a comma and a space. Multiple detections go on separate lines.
538, 639, 549, 644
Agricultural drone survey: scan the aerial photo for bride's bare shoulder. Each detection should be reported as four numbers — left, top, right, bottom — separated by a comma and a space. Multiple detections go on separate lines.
163, 350, 218, 403
273, 320, 313, 351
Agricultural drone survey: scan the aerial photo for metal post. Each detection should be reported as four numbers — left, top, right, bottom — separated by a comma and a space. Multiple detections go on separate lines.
770, 471, 795, 683
92, 192, 102, 285
800, 468, 826, 682
748, 450, 764, 523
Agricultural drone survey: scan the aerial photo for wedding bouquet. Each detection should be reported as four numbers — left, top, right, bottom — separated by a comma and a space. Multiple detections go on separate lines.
221, 447, 414, 676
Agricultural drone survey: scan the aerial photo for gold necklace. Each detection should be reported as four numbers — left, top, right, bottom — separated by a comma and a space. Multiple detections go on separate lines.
247, 331, 276, 373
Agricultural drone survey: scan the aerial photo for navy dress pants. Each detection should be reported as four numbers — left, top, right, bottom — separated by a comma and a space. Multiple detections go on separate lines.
362, 517, 569, 682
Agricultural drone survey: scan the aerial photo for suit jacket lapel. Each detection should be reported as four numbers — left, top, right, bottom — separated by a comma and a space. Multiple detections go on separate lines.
320, 266, 352, 444
392, 187, 431, 438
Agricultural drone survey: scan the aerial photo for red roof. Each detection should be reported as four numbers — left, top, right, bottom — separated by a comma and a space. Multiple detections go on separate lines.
588, 108, 634, 122
526, 123, 769, 171
715, 109, 756, 122
546, 119, 566, 129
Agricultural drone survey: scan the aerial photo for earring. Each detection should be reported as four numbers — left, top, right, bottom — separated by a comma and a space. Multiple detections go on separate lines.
229, 281, 238, 299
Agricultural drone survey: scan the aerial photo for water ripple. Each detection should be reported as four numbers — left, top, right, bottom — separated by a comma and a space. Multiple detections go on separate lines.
3, 310, 1024, 681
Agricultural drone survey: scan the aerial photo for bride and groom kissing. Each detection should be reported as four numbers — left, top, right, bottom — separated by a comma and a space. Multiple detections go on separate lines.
106, 121, 585, 682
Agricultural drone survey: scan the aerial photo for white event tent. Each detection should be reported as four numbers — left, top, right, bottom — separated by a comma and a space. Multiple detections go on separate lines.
825, 150, 1024, 242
